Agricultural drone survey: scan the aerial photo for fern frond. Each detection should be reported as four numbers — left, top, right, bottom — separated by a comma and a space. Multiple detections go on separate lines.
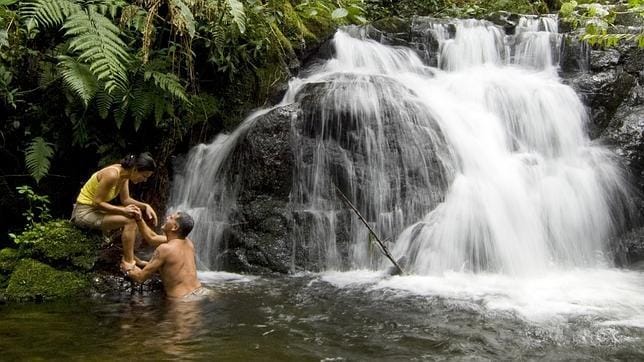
86, 0, 125, 19
94, 86, 114, 119
129, 78, 154, 130
144, 70, 191, 104
153, 92, 165, 124
38, 61, 58, 88
70, 115, 89, 145
64, 8, 131, 93
57, 55, 99, 106
20, 0, 81, 29
25, 137, 55, 183
226, 0, 246, 34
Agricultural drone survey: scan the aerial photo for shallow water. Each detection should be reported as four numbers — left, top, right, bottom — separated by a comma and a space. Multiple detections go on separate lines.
2, 270, 644, 360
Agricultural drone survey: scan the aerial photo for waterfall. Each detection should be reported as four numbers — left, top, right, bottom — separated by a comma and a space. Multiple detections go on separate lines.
169, 17, 634, 275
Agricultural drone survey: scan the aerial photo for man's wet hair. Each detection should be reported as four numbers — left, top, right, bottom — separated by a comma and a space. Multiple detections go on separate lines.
175, 212, 194, 238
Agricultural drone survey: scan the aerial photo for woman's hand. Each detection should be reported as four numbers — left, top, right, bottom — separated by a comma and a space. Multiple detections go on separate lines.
122, 204, 140, 218
143, 204, 158, 226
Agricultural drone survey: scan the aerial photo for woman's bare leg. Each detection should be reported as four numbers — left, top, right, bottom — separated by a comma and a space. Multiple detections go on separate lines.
102, 214, 137, 265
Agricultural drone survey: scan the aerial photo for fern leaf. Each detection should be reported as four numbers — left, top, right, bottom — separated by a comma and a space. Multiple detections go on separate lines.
64, 8, 131, 94
144, 70, 191, 104
70, 115, 89, 146
94, 86, 114, 119
57, 55, 99, 106
226, 0, 246, 34
153, 92, 165, 124
129, 79, 154, 129
25, 137, 55, 183
20, 0, 81, 29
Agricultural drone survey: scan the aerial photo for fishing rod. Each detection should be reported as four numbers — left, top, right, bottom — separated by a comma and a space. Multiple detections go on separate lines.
333, 183, 405, 275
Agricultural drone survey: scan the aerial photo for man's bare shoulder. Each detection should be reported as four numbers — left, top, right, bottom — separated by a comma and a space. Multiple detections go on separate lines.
155, 242, 173, 255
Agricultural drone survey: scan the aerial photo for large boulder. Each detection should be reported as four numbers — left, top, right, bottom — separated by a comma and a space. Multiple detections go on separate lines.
219, 105, 297, 273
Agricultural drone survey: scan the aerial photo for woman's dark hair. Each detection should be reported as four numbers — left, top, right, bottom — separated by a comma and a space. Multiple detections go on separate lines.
120, 152, 156, 172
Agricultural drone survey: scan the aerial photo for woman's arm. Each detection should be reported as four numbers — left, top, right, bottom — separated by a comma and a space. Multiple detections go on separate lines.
119, 180, 158, 225
93, 168, 135, 217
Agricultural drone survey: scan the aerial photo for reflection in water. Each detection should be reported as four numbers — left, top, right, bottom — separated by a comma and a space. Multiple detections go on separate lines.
1, 274, 644, 360
115, 290, 217, 358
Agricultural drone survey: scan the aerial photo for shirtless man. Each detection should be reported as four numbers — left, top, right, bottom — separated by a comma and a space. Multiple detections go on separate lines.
120, 210, 208, 299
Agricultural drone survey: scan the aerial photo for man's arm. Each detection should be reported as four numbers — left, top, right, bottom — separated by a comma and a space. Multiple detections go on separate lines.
134, 211, 167, 247
122, 246, 166, 283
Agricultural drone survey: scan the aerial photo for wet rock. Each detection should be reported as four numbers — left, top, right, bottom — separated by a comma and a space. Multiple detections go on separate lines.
559, 34, 590, 74
567, 69, 636, 139
590, 49, 621, 71
220, 106, 297, 273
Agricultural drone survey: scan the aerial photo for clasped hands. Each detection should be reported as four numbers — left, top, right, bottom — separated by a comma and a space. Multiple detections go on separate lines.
123, 204, 157, 225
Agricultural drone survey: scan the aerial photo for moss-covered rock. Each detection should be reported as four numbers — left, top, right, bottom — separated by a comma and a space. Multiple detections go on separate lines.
0, 248, 20, 290
5, 259, 89, 301
0, 247, 20, 273
13, 220, 103, 271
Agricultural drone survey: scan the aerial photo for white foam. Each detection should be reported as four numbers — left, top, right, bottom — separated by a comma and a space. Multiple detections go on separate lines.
197, 271, 258, 284
320, 269, 644, 325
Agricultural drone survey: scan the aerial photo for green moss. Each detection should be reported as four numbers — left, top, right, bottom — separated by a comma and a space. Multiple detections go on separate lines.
255, 63, 290, 101
0, 248, 20, 274
12, 219, 103, 271
5, 259, 89, 301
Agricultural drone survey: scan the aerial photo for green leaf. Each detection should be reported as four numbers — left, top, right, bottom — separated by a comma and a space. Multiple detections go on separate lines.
63, 8, 131, 94
169, 0, 196, 38
0, 0, 18, 5
226, 0, 246, 34
0, 30, 8, 48
332, 7, 348, 19
25, 137, 55, 183
144, 69, 191, 104
20, 0, 81, 29
57, 55, 99, 106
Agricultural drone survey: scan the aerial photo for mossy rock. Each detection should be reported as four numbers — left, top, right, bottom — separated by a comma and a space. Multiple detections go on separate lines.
5, 259, 89, 301
0, 247, 20, 274
13, 220, 103, 271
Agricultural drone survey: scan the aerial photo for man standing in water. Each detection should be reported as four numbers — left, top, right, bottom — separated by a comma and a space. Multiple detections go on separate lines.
120, 210, 208, 299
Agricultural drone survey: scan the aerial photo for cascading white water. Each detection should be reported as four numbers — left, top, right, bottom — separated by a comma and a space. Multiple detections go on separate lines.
170, 17, 634, 275
169, 108, 275, 269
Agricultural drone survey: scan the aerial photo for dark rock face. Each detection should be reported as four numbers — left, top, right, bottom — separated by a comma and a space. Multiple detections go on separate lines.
218, 105, 297, 273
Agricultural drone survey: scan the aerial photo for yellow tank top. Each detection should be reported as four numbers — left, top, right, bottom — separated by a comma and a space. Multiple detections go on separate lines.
76, 167, 122, 205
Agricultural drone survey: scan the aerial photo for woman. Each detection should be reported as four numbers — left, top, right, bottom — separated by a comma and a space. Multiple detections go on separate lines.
71, 152, 159, 267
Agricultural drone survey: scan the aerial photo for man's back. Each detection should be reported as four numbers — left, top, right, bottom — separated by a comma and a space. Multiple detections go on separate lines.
158, 238, 201, 298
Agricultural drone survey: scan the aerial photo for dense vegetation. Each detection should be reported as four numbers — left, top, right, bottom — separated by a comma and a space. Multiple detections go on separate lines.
0, 0, 365, 244
0, 0, 641, 251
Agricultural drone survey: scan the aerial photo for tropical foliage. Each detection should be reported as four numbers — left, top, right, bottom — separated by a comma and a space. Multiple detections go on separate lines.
0, 0, 365, 183
0, 0, 365, 245
559, 0, 644, 48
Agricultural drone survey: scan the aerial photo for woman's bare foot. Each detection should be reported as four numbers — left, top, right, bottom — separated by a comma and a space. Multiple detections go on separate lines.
134, 256, 148, 268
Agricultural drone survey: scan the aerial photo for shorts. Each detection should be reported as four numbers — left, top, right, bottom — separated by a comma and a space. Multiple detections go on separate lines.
180, 286, 213, 301
70, 203, 106, 229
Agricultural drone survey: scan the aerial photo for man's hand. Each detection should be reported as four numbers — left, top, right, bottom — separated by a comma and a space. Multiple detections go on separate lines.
120, 259, 136, 275
123, 204, 140, 219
